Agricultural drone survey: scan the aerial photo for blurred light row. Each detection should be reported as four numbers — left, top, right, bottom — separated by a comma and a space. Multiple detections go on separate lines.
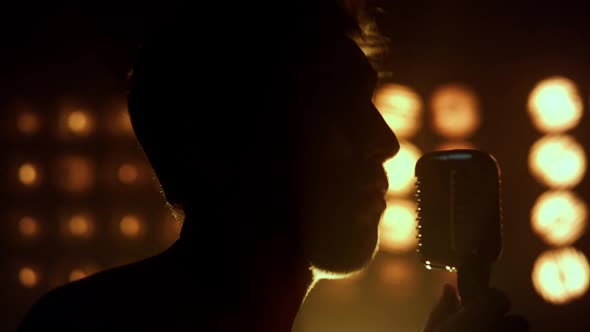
526, 76, 589, 305
15, 214, 181, 240
15, 107, 134, 137
17, 264, 101, 289
15, 159, 146, 190
18, 214, 137, 238
373, 82, 482, 254
373, 83, 480, 142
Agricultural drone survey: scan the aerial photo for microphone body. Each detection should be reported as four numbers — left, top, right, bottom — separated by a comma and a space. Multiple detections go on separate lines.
414, 149, 502, 304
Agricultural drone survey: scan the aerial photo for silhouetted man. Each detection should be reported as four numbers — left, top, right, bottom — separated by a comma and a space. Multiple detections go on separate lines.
18, 1, 526, 331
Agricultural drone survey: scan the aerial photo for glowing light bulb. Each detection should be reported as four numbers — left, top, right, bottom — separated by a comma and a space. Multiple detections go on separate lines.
430, 84, 480, 139
528, 77, 583, 133
379, 199, 418, 252
18, 216, 39, 237
18, 163, 39, 186
118, 164, 139, 184
531, 191, 587, 246
68, 215, 92, 237
19, 267, 38, 288
66, 110, 93, 135
532, 248, 590, 305
373, 84, 423, 139
383, 141, 422, 195
529, 135, 586, 188
120, 215, 141, 238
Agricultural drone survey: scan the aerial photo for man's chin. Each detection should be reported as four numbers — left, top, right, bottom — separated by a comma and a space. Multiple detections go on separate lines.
307, 238, 379, 280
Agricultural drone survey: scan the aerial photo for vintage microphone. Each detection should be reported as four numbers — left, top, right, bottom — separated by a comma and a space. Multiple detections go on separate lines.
414, 149, 503, 305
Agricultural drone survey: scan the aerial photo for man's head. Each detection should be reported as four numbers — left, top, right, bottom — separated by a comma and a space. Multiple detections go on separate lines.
128, 0, 399, 275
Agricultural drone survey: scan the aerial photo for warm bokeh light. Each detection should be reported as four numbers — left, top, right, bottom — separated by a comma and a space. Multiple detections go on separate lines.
529, 135, 587, 188
19, 267, 38, 288
528, 77, 583, 133
18, 216, 39, 237
434, 141, 476, 151
532, 248, 590, 305
379, 199, 418, 252
532, 191, 587, 246
120, 215, 142, 238
57, 156, 94, 192
17, 111, 41, 135
118, 163, 139, 184
373, 84, 423, 139
18, 163, 39, 186
66, 110, 93, 135
430, 84, 480, 139
68, 214, 92, 237
383, 141, 422, 195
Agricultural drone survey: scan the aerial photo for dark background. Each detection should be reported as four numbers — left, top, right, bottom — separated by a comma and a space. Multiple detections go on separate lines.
2, 1, 590, 331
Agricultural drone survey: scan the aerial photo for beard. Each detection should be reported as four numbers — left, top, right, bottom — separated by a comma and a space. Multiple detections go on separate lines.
301, 195, 383, 277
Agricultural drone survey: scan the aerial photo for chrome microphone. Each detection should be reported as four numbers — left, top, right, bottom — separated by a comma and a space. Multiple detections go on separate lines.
414, 149, 503, 304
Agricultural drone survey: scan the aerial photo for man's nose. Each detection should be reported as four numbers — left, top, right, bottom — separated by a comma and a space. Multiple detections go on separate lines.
370, 103, 400, 162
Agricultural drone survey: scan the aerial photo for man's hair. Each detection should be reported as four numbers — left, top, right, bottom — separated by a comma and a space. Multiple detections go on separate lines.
127, 1, 362, 212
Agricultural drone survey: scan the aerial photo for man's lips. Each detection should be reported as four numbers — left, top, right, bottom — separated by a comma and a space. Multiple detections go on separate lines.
359, 165, 389, 196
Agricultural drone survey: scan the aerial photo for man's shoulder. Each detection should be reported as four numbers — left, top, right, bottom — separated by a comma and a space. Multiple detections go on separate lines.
17, 250, 175, 331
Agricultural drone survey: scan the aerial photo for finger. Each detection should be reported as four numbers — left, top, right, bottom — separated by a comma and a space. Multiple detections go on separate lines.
423, 284, 460, 332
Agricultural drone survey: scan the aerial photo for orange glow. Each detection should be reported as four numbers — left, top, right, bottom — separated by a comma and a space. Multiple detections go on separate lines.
17, 112, 41, 135
528, 77, 583, 133
383, 141, 422, 195
18, 163, 39, 186
118, 110, 134, 135
430, 84, 480, 139
120, 215, 141, 238
434, 141, 476, 151
162, 214, 183, 245
19, 217, 39, 237
118, 164, 139, 184
532, 191, 587, 246
529, 135, 586, 188
68, 264, 99, 282
532, 248, 590, 305
66, 110, 93, 135
57, 156, 94, 192
373, 84, 423, 139
379, 199, 418, 252
379, 259, 413, 285
68, 215, 92, 237
69, 269, 87, 282
19, 267, 38, 288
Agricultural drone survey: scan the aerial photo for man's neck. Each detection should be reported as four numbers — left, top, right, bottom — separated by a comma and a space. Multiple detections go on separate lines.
175, 215, 314, 332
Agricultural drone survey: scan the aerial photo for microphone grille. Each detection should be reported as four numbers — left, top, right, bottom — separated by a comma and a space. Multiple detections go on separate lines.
414, 150, 502, 270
